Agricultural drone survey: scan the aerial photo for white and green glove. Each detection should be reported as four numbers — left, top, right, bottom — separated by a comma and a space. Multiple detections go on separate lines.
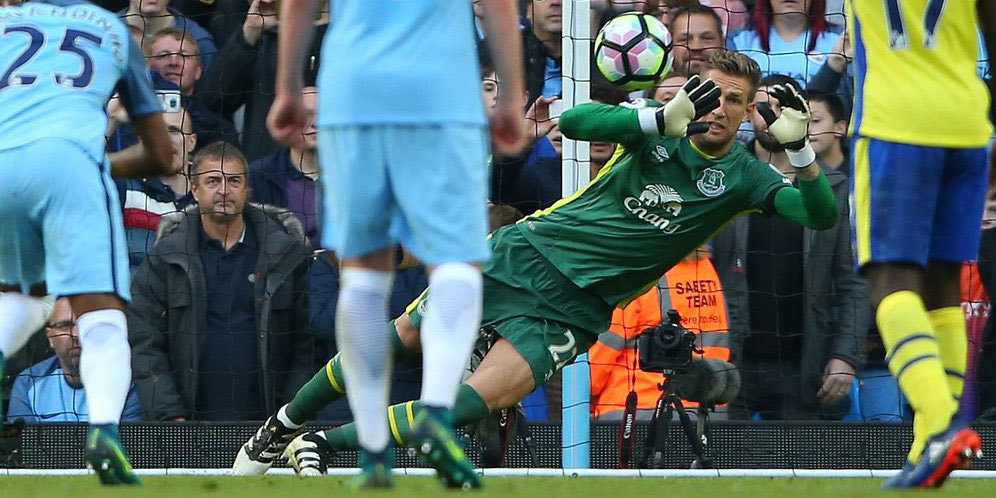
638, 75, 721, 137
757, 84, 816, 168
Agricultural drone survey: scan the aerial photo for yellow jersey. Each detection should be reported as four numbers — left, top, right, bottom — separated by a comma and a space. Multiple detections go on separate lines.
847, 0, 992, 147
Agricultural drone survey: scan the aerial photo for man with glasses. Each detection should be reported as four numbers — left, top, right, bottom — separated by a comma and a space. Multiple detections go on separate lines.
142, 28, 235, 147
6, 298, 142, 423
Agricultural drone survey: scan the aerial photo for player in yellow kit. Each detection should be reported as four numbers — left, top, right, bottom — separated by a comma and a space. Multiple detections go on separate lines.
847, 0, 995, 489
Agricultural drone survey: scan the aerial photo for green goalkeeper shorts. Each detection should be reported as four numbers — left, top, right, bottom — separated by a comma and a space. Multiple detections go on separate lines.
406, 224, 611, 387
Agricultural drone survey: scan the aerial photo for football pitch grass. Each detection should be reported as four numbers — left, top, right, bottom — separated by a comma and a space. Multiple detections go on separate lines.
1, 476, 995, 497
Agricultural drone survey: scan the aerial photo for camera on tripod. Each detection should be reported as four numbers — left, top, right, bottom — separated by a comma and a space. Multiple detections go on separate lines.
637, 309, 700, 373
628, 309, 739, 470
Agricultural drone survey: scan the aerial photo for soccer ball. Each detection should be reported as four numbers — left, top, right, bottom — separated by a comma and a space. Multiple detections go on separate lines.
594, 12, 673, 91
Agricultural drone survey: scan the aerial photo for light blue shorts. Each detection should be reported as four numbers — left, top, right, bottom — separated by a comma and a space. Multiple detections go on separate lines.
0, 139, 130, 300
318, 124, 491, 265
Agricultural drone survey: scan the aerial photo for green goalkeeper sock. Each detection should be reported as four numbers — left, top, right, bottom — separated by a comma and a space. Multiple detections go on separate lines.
324, 384, 491, 451
285, 321, 420, 424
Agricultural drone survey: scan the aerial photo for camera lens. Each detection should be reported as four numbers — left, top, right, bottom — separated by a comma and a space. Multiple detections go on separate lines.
656, 326, 682, 349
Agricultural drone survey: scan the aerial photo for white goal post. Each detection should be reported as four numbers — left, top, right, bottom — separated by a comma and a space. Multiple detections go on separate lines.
560, 0, 592, 469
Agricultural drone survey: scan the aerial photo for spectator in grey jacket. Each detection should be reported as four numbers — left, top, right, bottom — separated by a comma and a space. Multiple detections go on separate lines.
127, 142, 318, 421
711, 76, 869, 420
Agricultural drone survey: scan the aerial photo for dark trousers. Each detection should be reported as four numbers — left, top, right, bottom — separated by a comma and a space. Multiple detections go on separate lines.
728, 359, 849, 421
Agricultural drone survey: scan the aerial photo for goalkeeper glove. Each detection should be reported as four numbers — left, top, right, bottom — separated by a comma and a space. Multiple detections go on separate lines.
638, 75, 721, 137
757, 84, 816, 168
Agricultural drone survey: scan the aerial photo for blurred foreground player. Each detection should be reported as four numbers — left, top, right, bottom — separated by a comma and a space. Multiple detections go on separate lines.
846, 0, 995, 488
239, 51, 840, 478
0, 0, 173, 485
251, 0, 525, 489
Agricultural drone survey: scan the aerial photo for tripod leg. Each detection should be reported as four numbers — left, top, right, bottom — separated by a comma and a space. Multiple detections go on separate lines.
695, 406, 714, 469
641, 391, 667, 468
672, 397, 708, 468
648, 397, 675, 469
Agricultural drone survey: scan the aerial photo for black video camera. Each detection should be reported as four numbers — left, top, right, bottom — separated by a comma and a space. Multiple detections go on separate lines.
637, 309, 700, 373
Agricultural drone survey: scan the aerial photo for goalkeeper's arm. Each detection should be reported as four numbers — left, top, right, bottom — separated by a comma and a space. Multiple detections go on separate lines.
559, 75, 721, 144
759, 83, 837, 230
772, 171, 838, 231
558, 102, 647, 145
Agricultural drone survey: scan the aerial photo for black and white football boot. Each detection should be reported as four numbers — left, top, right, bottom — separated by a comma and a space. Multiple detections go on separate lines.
232, 415, 304, 475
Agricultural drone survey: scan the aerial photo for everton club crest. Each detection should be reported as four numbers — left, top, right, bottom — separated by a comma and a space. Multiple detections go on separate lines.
696, 168, 726, 197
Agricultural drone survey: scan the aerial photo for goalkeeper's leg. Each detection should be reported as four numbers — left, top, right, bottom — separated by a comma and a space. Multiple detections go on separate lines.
287, 318, 421, 424
290, 339, 535, 481
232, 316, 421, 475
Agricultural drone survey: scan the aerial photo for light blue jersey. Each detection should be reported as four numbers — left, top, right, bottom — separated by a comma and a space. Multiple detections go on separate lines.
728, 27, 841, 88
0, 0, 160, 160
0, 0, 158, 299
318, 0, 486, 126
6, 356, 142, 423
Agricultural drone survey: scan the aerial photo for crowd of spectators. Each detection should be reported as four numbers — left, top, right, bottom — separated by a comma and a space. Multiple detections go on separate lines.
2, 0, 995, 426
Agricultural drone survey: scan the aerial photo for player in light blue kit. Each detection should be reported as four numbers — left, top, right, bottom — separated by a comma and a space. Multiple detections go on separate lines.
243, 0, 525, 489
0, 0, 173, 485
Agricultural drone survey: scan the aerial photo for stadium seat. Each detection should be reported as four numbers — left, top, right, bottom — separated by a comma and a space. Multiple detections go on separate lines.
858, 368, 912, 422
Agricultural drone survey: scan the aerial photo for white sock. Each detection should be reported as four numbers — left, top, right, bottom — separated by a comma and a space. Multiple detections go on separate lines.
276, 404, 302, 429
420, 263, 483, 408
336, 268, 393, 453
0, 293, 53, 358
77, 309, 132, 425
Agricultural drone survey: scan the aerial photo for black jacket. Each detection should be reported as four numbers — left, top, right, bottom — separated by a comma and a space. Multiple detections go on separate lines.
491, 155, 561, 215
712, 168, 869, 402
523, 27, 558, 104
197, 26, 326, 162
248, 149, 298, 208
128, 203, 318, 420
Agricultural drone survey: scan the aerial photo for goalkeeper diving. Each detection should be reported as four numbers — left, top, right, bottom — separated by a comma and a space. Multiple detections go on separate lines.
233, 51, 838, 477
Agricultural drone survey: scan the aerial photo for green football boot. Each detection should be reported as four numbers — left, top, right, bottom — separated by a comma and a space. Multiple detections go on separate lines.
85, 424, 140, 485
346, 448, 394, 490
412, 407, 482, 490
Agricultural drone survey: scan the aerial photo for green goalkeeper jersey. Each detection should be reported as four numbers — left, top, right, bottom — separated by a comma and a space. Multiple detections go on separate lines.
517, 101, 797, 307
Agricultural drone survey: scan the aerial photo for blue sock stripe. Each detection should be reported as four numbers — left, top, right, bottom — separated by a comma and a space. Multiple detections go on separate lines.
884, 334, 936, 364
944, 369, 965, 379
894, 353, 938, 380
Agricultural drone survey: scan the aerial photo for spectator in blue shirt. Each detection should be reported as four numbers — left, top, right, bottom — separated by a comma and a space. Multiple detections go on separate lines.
727, 0, 842, 89
7, 298, 142, 423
